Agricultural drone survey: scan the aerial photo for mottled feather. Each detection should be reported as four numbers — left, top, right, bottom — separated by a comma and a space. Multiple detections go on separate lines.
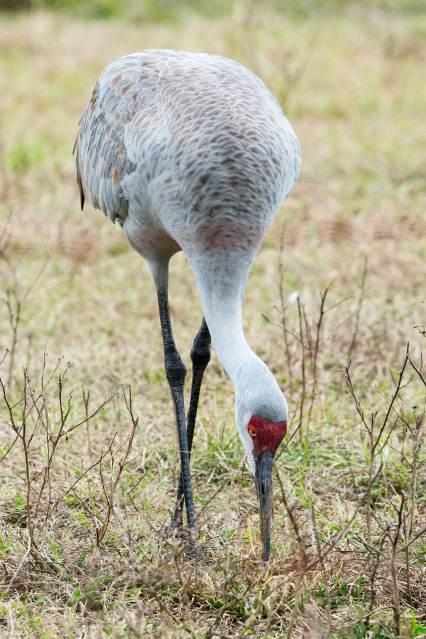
74, 73, 137, 223
75, 50, 301, 240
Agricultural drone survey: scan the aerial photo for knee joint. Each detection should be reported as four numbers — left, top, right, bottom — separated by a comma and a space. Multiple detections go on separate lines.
190, 349, 210, 369
165, 350, 186, 387
191, 326, 211, 369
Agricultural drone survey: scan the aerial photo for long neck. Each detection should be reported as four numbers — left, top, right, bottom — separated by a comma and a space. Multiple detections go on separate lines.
189, 250, 287, 473
190, 248, 286, 416
189, 251, 256, 383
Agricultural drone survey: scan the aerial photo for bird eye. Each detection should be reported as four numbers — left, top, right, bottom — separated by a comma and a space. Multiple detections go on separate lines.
248, 428, 256, 437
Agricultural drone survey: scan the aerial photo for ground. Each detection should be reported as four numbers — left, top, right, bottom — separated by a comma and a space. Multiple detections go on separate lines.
0, 3, 425, 638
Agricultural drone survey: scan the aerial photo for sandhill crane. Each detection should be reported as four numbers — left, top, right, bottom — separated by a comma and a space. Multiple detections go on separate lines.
75, 50, 301, 561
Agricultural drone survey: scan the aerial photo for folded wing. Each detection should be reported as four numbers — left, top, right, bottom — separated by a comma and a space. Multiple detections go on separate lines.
74, 70, 138, 224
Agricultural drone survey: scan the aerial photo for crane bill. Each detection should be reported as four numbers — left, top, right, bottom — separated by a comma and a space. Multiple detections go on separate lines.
255, 450, 274, 561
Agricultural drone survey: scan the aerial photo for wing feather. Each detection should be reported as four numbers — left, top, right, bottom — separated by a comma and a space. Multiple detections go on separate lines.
74, 69, 138, 223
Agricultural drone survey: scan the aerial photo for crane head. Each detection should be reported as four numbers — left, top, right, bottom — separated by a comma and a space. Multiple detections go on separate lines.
247, 415, 287, 562
233, 353, 288, 560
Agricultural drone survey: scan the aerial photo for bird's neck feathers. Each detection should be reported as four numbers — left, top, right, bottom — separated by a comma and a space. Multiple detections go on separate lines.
234, 352, 287, 423
233, 352, 288, 471
189, 251, 288, 471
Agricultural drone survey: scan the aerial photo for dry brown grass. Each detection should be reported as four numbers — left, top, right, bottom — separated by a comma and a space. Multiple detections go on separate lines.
0, 5, 425, 638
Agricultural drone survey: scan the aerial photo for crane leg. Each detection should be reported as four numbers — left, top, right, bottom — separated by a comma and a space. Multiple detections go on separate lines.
170, 318, 211, 529
156, 285, 197, 539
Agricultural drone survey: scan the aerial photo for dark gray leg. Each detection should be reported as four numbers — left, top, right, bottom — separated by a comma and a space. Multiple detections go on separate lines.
171, 318, 211, 529
156, 287, 197, 535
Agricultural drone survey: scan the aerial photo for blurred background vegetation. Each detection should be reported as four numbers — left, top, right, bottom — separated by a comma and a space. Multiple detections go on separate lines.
0, 0, 425, 636
2, 0, 426, 21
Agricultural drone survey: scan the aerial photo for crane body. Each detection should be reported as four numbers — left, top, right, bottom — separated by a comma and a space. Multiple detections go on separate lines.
75, 49, 301, 559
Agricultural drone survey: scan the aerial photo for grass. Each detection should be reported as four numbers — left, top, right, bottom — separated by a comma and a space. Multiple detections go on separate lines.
0, 3, 425, 637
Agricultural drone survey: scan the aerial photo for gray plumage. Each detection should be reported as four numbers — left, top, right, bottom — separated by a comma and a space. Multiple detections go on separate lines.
75, 49, 301, 472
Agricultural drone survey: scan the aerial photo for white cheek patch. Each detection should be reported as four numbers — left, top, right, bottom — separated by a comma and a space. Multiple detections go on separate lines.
245, 450, 256, 476
235, 404, 255, 475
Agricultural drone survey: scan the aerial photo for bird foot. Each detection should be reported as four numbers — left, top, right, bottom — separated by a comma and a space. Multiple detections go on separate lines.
164, 521, 204, 559
185, 537, 204, 560
164, 515, 185, 538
